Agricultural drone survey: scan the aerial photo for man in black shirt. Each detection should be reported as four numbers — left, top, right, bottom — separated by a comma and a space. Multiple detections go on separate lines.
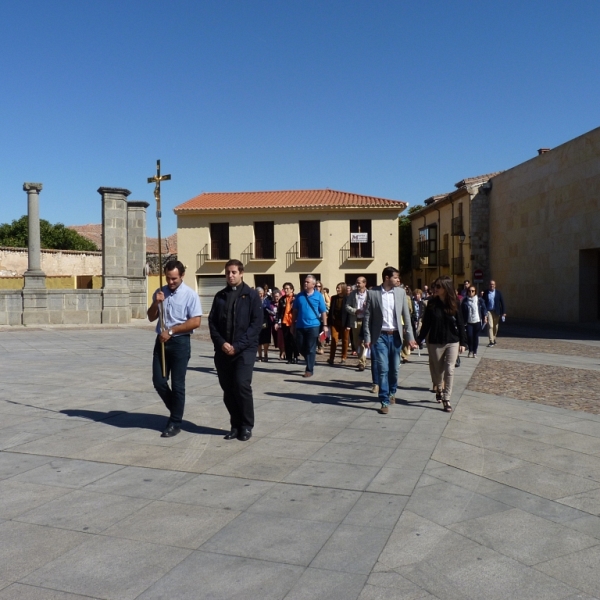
208, 260, 263, 441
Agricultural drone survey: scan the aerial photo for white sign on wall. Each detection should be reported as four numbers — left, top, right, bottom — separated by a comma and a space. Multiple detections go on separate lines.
351, 232, 369, 243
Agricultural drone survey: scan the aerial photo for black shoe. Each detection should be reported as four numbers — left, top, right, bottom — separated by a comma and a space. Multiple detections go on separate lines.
161, 424, 181, 438
238, 428, 252, 441
224, 428, 239, 440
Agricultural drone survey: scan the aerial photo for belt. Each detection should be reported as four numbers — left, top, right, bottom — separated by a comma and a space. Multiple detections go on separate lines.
381, 330, 398, 335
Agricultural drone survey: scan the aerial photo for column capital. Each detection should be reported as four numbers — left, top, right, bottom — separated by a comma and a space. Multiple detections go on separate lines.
97, 187, 131, 197
23, 182, 43, 193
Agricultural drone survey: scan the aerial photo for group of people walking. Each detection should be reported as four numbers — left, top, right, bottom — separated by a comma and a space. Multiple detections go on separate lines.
147, 259, 506, 440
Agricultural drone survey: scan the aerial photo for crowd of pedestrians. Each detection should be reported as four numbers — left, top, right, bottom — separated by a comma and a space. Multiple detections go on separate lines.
148, 259, 507, 439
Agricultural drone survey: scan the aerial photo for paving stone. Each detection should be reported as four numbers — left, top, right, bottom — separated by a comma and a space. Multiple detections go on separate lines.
558, 488, 600, 515
0, 480, 71, 519
0, 521, 88, 581
200, 511, 337, 566
0, 584, 98, 599
137, 551, 304, 600
21, 536, 191, 600
10, 458, 123, 489
0, 452, 52, 480
160, 473, 275, 510
343, 491, 408, 529
448, 507, 600, 565
310, 524, 390, 574
309, 441, 395, 467
14, 489, 151, 534
82, 465, 195, 499
285, 568, 367, 600
247, 482, 360, 522
366, 467, 423, 496
283, 460, 380, 491
360, 572, 436, 600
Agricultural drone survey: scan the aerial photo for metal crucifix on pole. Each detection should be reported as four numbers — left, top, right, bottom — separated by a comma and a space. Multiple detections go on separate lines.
147, 160, 171, 377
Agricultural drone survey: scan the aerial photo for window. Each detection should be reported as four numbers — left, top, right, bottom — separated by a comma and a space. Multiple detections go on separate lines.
344, 273, 378, 289
254, 274, 275, 291
349, 220, 373, 258
299, 221, 321, 258
210, 223, 229, 260
254, 221, 275, 259
418, 226, 437, 266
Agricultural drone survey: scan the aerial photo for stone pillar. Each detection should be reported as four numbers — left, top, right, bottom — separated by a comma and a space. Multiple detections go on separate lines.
98, 187, 131, 324
23, 182, 46, 288
127, 201, 149, 319
22, 182, 49, 325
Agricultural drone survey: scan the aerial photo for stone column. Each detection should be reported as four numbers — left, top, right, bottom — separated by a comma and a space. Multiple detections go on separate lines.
23, 182, 46, 288
98, 187, 131, 324
127, 201, 149, 319
22, 182, 49, 325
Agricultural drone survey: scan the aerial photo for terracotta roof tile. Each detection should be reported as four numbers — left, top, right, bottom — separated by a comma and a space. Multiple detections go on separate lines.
174, 189, 407, 212
69, 225, 176, 255
454, 172, 503, 188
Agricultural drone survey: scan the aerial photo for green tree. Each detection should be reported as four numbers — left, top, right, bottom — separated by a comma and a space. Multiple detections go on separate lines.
0, 216, 98, 251
399, 204, 424, 276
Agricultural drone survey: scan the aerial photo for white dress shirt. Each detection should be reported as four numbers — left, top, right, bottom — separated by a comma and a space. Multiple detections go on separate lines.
381, 288, 398, 331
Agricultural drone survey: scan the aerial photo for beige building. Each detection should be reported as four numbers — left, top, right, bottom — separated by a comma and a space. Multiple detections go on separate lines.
174, 189, 407, 304
488, 127, 600, 323
408, 173, 501, 291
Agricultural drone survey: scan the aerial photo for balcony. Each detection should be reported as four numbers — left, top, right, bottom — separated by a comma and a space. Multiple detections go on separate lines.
411, 254, 422, 271
417, 240, 429, 258
286, 241, 322, 269
196, 243, 230, 268
340, 240, 375, 263
452, 256, 465, 275
439, 248, 450, 267
452, 215, 463, 236
241, 242, 277, 263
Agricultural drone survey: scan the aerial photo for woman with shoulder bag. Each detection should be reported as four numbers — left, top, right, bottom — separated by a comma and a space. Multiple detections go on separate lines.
417, 275, 467, 412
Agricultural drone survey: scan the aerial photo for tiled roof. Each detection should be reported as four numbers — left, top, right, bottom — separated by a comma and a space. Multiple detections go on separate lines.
68, 224, 102, 249
69, 225, 176, 255
147, 233, 177, 255
454, 172, 503, 188
175, 189, 407, 212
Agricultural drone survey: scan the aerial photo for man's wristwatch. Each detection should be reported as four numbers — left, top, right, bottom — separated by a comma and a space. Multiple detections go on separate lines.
168, 329, 173, 337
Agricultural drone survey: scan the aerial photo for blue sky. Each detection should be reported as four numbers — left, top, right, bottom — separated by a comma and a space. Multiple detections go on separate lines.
1, 1, 599, 236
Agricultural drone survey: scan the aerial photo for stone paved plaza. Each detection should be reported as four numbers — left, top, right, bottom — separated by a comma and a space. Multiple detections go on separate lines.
1, 324, 600, 599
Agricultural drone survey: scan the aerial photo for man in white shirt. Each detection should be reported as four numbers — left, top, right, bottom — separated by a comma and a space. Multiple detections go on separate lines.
346, 276, 368, 371
148, 260, 202, 438
363, 267, 417, 414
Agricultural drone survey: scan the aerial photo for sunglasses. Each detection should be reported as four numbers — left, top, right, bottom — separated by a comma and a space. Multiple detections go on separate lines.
469, 289, 476, 293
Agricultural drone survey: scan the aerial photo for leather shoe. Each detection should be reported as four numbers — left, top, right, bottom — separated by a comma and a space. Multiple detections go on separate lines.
161, 424, 181, 438
303, 371, 313, 378
224, 428, 238, 440
238, 428, 252, 441
378, 405, 389, 415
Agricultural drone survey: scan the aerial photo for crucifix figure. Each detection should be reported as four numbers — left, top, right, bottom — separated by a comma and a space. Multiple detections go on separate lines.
147, 160, 171, 376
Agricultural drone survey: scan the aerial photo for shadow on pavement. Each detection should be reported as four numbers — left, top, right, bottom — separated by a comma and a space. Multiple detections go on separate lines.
60, 409, 225, 436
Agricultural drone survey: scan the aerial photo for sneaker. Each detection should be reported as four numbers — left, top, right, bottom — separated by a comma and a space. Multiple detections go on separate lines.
316, 349, 324, 355
371, 384, 379, 394
493, 341, 497, 345
487, 343, 494, 348
378, 405, 389, 414
357, 364, 365, 371
467, 352, 472, 358
389, 396, 396, 405
473, 353, 477, 358
340, 359, 346, 365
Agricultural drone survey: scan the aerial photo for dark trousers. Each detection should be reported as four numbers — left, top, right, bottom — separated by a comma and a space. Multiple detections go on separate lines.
295, 326, 320, 373
214, 350, 255, 431
466, 322, 482, 354
152, 335, 191, 425
282, 324, 298, 361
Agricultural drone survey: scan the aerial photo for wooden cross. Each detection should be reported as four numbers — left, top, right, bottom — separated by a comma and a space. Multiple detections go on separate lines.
147, 159, 171, 216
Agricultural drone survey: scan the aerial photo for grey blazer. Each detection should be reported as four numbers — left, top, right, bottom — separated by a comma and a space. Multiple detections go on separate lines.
363, 286, 415, 345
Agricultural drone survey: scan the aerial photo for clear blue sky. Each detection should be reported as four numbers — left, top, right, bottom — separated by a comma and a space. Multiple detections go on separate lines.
1, 1, 599, 236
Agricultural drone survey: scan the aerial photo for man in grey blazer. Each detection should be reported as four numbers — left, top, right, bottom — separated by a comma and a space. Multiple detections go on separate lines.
364, 267, 418, 414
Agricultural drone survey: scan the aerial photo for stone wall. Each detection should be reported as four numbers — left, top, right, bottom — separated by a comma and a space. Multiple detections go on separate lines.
489, 126, 600, 322
469, 187, 490, 279
0, 247, 102, 277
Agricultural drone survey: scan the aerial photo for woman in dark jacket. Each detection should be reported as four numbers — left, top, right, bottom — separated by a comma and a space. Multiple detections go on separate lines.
460, 285, 488, 358
417, 275, 467, 412
327, 282, 350, 365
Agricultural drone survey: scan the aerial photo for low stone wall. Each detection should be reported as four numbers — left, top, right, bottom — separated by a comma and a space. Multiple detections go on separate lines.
0, 291, 24, 325
0, 276, 103, 290
0, 247, 102, 277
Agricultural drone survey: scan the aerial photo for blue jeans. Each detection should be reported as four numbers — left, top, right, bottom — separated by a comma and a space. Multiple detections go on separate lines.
372, 331, 401, 406
295, 326, 320, 373
152, 335, 191, 425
